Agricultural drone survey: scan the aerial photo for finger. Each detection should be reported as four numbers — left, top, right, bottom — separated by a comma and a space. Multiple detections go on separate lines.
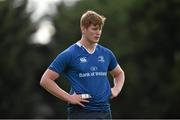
80, 97, 91, 100
78, 102, 85, 107
81, 99, 89, 103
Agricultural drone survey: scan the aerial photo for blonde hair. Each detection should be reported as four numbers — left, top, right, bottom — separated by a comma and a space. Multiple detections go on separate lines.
80, 10, 106, 29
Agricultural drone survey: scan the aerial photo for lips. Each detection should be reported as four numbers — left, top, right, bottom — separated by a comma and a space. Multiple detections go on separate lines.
95, 36, 100, 39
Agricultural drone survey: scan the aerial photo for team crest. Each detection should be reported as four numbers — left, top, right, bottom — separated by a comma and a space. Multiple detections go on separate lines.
98, 56, 105, 62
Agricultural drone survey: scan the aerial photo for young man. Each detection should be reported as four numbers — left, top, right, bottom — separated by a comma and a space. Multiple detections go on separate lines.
40, 10, 125, 119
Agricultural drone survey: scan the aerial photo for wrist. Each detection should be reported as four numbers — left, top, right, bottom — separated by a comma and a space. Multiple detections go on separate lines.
64, 94, 73, 103
112, 86, 121, 93
111, 87, 120, 97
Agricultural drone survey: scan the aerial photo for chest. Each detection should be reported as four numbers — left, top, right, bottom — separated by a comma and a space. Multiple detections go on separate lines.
70, 53, 109, 73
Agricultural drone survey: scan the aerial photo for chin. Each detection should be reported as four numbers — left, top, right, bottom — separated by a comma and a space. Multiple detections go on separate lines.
92, 41, 99, 44
88, 39, 99, 43
93, 39, 99, 43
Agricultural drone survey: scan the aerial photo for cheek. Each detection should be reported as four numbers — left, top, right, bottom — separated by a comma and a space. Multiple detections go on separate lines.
90, 30, 97, 35
87, 31, 94, 36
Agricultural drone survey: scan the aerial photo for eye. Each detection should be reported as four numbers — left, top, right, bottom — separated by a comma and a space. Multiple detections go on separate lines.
92, 28, 98, 30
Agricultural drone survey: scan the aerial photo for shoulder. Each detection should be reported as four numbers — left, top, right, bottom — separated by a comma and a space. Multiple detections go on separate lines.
55, 43, 79, 61
59, 43, 78, 56
97, 44, 117, 61
97, 44, 114, 54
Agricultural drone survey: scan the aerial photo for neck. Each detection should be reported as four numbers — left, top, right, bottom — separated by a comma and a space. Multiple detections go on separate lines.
79, 37, 97, 52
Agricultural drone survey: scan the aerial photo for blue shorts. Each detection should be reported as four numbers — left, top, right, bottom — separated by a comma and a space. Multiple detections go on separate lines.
67, 107, 112, 119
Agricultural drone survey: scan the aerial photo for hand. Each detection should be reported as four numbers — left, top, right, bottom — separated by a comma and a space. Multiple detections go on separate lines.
68, 93, 89, 107
110, 87, 119, 99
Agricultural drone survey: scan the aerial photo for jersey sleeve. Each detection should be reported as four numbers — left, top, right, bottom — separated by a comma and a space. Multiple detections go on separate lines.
108, 50, 118, 71
48, 50, 71, 74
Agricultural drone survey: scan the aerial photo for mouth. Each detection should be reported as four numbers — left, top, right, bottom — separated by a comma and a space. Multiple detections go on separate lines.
94, 36, 100, 39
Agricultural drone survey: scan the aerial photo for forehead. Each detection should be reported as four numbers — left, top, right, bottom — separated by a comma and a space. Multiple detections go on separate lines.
88, 24, 101, 29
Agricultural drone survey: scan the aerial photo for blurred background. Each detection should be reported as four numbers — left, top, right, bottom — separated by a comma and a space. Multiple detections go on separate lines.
0, 0, 180, 118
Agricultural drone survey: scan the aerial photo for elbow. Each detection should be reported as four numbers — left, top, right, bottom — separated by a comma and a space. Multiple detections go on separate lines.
40, 77, 47, 87
122, 70, 125, 78
122, 70, 125, 77
119, 68, 125, 76
40, 79, 44, 87
120, 69, 125, 82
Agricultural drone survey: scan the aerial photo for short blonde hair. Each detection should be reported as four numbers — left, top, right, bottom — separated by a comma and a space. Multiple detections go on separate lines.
80, 10, 106, 29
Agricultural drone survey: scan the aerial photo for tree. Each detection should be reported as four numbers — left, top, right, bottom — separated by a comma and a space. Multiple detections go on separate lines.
0, 0, 53, 118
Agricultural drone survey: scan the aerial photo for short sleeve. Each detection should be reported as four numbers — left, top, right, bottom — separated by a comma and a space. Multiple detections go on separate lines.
108, 50, 118, 71
48, 50, 71, 74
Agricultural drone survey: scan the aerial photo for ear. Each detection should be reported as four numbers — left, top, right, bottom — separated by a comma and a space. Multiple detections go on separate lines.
81, 26, 86, 34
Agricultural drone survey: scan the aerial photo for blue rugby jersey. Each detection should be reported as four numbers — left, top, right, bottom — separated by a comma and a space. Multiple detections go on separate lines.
48, 42, 118, 111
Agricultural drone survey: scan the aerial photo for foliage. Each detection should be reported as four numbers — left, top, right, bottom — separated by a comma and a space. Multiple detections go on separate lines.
0, 0, 53, 118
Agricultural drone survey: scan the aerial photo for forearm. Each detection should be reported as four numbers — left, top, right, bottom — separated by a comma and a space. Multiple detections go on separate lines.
40, 78, 71, 103
111, 69, 125, 97
112, 71, 125, 94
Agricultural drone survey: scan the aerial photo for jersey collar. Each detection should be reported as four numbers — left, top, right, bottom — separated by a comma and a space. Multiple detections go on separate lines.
76, 42, 97, 54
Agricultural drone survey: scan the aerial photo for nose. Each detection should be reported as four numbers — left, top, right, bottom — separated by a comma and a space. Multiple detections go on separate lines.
96, 30, 101, 34
96, 33, 100, 37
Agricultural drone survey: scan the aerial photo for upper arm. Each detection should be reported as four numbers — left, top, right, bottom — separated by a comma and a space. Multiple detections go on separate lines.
48, 49, 72, 74
110, 64, 124, 77
41, 69, 60, 82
